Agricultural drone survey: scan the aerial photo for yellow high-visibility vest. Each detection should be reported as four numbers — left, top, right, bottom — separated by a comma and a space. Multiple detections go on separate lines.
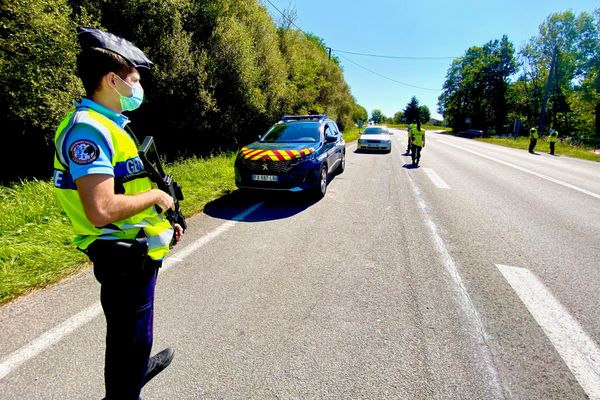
411, 129, 424, 147
53, 107, 173, 260
530, 128, 538, 139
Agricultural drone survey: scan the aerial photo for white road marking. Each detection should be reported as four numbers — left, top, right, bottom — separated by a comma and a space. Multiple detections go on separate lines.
438, 139, 600, 200
403, 170, 504, 397
497, 264, 600, 399
423, 168, 450, 189
0, 303, 101, 380
0, 201, 264, 381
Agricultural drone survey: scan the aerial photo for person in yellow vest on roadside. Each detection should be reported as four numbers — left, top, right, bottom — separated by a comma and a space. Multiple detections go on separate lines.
548, 128, 558, 155
53, 27, 184, 399
528, 127, 538, 154
405, 124, 412, 155
409, 123, 425, 166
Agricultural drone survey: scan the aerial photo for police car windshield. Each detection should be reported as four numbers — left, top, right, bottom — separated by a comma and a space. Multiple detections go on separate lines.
261, 122, 320, 142
363, 127, 388, 135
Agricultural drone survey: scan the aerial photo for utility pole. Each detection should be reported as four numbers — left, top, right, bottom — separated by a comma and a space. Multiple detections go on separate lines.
538, 46, 558, 132
328, 47, 332, 61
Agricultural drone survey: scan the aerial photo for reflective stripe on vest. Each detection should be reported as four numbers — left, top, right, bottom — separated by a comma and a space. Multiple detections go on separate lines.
53, 108, 173, 260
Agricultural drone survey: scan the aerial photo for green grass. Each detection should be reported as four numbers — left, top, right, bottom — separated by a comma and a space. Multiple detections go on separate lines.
343, 126, 362, 142
0, 179, 87, 303
0, 153, 237, 304
478, 137, 600, 162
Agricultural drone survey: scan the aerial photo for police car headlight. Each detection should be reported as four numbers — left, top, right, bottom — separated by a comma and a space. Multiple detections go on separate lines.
290, 156, 311, 167
358, 139, 366, 145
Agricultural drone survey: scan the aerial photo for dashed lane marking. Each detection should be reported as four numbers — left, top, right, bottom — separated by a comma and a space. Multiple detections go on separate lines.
403, 168, 505, 398
423, 167, 450, 189
497, 264, 600, 399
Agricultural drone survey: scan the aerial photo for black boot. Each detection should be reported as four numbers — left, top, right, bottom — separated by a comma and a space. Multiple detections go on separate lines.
143, 348, 175, 386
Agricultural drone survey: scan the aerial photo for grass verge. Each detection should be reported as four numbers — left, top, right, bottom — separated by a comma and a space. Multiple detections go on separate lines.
343, 126, 362, 142
478, 137, 600, 162
0, 153, 237, 305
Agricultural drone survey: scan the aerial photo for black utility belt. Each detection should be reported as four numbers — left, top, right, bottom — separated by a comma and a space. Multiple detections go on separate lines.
86, 238, 149, 259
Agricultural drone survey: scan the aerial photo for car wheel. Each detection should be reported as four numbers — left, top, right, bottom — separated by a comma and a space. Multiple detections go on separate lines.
314, 165, 327, 199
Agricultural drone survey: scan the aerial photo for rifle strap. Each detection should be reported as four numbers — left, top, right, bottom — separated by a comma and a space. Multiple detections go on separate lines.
124, 124, 142, 147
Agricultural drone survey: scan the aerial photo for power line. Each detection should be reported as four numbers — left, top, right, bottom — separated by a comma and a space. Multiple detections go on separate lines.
264, 1, 455, 61
263, 0, 307, 35
263, 0, 442, 92
336, 53, 442, 92
332, 49, 457, 60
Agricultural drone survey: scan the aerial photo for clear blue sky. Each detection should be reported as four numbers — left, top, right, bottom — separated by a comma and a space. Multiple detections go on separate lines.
263, 0, 598, 121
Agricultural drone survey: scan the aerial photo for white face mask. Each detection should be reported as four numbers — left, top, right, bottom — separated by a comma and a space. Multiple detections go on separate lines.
113, 75, 144, 111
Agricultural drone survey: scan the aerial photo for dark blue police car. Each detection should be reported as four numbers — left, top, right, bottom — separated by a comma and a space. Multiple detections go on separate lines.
234, 115, 346, 198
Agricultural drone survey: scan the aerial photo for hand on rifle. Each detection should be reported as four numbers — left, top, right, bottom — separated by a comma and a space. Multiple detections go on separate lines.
173, 224, 184, 245
151, 189, 175, 212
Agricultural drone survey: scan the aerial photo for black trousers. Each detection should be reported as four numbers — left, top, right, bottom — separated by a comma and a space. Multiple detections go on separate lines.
411, 144, 422, 163
550, 141, 555, 155
529, 138, 537, 153
88, 239, 161, 400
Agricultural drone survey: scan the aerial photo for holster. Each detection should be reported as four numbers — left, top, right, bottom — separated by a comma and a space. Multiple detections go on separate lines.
86, 238, 149, 263
87, 238, 151, 283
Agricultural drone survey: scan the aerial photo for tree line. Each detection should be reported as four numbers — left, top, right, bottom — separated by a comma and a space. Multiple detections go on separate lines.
437, 9, 599, 143
0, 0, 367, 182
370, 97, 432, 128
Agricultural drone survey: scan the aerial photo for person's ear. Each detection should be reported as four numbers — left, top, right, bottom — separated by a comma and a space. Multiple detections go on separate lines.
104, 72, 118, 90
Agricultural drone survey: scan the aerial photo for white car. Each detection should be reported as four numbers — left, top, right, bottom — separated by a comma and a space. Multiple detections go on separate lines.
357, 125, 392, 152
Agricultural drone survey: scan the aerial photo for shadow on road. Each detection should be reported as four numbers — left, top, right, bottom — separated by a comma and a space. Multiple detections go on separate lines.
354, 149, 391, 155
203, 189, 319, 222
402, 163, 419, 169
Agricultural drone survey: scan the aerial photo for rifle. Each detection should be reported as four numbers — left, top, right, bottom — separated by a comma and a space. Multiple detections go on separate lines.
137, 135, 187, 233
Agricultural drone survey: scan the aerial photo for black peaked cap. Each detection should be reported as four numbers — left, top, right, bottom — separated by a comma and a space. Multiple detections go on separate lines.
77, 27, 153, 69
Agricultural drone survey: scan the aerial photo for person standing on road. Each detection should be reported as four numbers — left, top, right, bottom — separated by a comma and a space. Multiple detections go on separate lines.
52, 27, 184, 399
405, 123, 413, 155
528, 127, 538, 154
409, 124, 425, 166
548, 128, 558, 155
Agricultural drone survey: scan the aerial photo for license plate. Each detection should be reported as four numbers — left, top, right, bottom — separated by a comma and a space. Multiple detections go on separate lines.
252, 174, 278, 182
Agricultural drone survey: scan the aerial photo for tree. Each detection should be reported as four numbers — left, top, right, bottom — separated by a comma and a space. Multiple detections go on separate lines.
419, 106, 431, 124
438, 36, 516, 133
393, 111, 403, 124
404, 96, 421, 129
353, 104, 369, 123
1, 0, 364, 180
0, 0, 83, 180
371, 109, 384, 123
518, 10, 599, 140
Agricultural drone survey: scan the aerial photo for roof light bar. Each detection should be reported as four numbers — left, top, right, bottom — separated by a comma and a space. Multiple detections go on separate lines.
281, 114, 326, 122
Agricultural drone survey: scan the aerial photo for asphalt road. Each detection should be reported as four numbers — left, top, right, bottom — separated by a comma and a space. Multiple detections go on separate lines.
1, 130, 599, 399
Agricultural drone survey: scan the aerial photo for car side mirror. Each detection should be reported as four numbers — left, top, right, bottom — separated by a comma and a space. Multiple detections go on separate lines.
325, 135, 337, 143
257, 135, 262, 141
